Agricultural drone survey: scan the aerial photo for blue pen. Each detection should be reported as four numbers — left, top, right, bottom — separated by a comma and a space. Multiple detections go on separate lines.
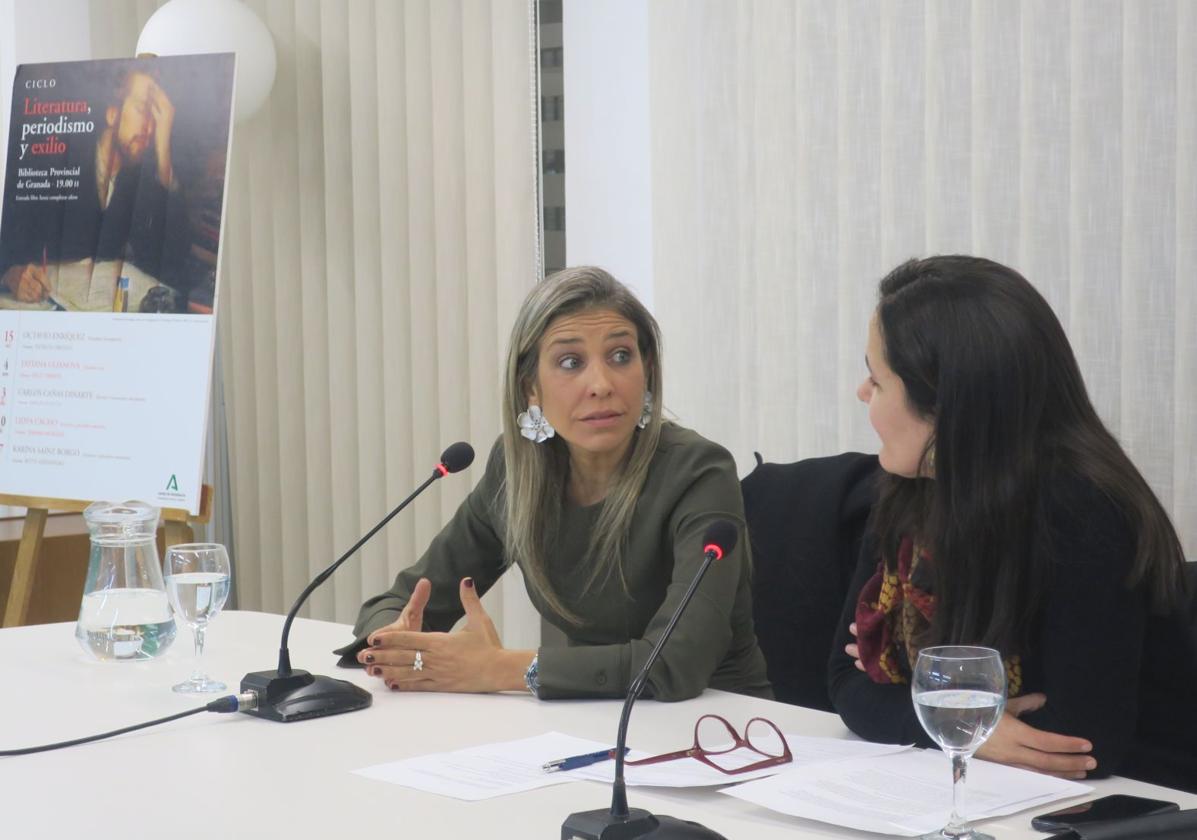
542, 747, 628, 773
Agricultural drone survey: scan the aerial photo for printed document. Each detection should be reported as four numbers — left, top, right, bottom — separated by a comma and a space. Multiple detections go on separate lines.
722, 748, 1091, 836
353, 731, 612, 801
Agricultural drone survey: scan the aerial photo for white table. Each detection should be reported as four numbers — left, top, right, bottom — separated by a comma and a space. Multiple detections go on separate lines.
2, 611, 1193, 839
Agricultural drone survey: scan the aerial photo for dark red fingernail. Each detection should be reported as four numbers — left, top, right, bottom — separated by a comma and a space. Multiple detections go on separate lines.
370, 666, 382, 676
390, 683, 401, 691
364, 654, 374, 664
370, 637, 381, 647
464, 577, 474, 589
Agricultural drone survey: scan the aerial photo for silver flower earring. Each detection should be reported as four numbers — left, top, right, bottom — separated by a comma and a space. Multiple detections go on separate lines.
637, 391, 654, 430
517, 405, 555, 443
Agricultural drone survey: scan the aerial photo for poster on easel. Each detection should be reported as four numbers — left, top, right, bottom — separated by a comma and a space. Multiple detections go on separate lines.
0, 54, 235, 514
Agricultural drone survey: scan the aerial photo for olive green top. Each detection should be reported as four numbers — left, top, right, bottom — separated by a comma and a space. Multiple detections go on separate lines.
335, 422, 771, 701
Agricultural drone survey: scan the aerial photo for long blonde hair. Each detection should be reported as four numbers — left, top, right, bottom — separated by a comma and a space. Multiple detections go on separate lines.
500, 267, 664, 623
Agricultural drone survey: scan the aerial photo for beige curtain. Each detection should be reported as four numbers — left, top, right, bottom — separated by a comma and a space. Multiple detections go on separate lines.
94, 1, 540, 631
648, 0, 1197, 559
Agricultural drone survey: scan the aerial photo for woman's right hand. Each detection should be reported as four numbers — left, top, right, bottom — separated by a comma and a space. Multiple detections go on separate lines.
358, 578, 432, 666
975, 692, 1096, 779
844, 622, 865, 671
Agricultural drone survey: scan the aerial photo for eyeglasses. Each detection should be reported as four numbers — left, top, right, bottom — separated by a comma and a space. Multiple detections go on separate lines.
624, 714, 792, 775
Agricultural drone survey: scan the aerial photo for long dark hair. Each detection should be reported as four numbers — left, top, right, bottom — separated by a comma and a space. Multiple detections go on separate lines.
870, 255, 1185, 654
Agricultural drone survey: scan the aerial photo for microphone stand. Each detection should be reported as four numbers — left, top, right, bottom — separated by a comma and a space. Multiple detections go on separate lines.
241, 465, 452, 723
562, 529, 733, 840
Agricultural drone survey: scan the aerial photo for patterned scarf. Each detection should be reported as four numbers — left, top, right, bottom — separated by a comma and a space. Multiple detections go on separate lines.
854, 536, 1022, 697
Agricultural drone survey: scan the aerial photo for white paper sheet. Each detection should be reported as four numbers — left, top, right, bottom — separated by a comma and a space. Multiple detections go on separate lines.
567, 734, 911, 788
721, 748, 1092, 836
352, 731, 614, 801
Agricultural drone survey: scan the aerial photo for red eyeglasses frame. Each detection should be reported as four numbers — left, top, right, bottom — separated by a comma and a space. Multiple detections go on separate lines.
624, 714, 793, 775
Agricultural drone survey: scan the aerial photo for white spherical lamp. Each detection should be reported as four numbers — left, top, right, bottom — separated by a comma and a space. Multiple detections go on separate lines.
137, 0, 277, 122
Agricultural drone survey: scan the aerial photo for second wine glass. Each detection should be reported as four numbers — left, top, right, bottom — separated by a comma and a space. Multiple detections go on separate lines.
912, 645, 1006, 840
164, 543, 231, 693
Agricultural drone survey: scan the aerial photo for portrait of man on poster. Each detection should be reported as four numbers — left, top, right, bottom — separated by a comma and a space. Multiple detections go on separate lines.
0, 64, 193, 311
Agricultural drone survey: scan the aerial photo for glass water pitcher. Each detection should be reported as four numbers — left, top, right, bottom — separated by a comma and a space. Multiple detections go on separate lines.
74, 500, 177, 661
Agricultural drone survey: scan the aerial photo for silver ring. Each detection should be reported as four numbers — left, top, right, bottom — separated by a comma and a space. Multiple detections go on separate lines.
412, 650, 424, 672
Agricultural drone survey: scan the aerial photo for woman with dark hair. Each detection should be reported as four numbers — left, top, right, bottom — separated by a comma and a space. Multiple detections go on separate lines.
830, 255, 1197, 792
335, 266, 770, 701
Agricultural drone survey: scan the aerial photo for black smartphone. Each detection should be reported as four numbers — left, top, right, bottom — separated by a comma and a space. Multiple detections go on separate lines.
1031, 794, 1179, 832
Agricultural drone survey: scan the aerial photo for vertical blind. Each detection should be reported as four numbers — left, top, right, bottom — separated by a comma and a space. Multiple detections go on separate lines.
648, 0, 1196, 559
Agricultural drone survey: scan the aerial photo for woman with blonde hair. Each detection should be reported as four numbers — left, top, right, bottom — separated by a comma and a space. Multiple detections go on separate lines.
337, 266, 770, 701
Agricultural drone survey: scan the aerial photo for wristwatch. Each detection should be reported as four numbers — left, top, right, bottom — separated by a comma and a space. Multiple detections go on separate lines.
524, 654, 540, 697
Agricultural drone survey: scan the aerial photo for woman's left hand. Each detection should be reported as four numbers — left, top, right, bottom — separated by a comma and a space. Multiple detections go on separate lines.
975, 693, 1095, 779
359, 577, 531, 693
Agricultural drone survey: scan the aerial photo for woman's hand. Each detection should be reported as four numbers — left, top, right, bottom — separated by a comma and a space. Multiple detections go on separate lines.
358, 577, 532, 693
369, 577, 432, 637
845, 622, 865, 671
975, 693, 1096, 779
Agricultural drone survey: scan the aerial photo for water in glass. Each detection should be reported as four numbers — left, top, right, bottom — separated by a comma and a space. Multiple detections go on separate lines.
77, 589, 176, 661
914, 689, 1004, 754
166, 572, 231, 625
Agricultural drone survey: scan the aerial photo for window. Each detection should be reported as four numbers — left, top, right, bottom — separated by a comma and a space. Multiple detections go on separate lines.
544, 206, 566, 232
543, 149, 565, 174
539, 0, 562, 25
541, 95, 563, 122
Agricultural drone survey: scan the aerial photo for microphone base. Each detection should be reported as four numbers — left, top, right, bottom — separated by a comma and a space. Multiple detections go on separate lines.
561, 808, 727, 840
239, 669, 372, 723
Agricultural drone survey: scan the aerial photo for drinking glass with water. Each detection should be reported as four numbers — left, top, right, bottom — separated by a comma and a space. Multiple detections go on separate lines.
912, 646, 1006, 840
164, 543, 231, 693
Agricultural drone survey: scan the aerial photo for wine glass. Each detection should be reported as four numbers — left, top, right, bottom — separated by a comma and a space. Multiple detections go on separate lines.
164, 543, 231, 693
912, 646, 1007, 840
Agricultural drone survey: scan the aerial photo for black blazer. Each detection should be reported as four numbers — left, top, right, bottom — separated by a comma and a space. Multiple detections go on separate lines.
742, 452, 879, 711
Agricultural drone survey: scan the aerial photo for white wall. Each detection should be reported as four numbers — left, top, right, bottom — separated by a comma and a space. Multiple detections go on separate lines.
0, 0, 92, 193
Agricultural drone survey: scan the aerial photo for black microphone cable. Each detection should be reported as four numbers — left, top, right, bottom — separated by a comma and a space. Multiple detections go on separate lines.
0, 690, 259, 756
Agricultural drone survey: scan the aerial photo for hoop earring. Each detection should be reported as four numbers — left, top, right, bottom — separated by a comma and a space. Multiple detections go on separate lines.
517, 405, 555, 443
637, 391, 654, 430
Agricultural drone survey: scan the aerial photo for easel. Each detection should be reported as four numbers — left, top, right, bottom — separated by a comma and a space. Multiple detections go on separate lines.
0, 485, 213, 628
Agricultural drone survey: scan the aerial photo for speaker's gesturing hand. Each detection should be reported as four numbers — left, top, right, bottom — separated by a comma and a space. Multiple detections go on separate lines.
367, 577, 432, 639
358, 577, 533, 693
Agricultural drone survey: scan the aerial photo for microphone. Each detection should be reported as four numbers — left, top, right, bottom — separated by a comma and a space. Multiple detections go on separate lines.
561, 520, 738, 840
240, 441, 475, 723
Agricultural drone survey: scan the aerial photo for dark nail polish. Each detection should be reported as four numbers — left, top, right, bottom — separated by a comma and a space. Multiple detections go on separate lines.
370, 666, 382, 676
370, 637, 381, 647
464, 577, 474, 589
364, 654, 374, 664
390, 684, 401, 691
